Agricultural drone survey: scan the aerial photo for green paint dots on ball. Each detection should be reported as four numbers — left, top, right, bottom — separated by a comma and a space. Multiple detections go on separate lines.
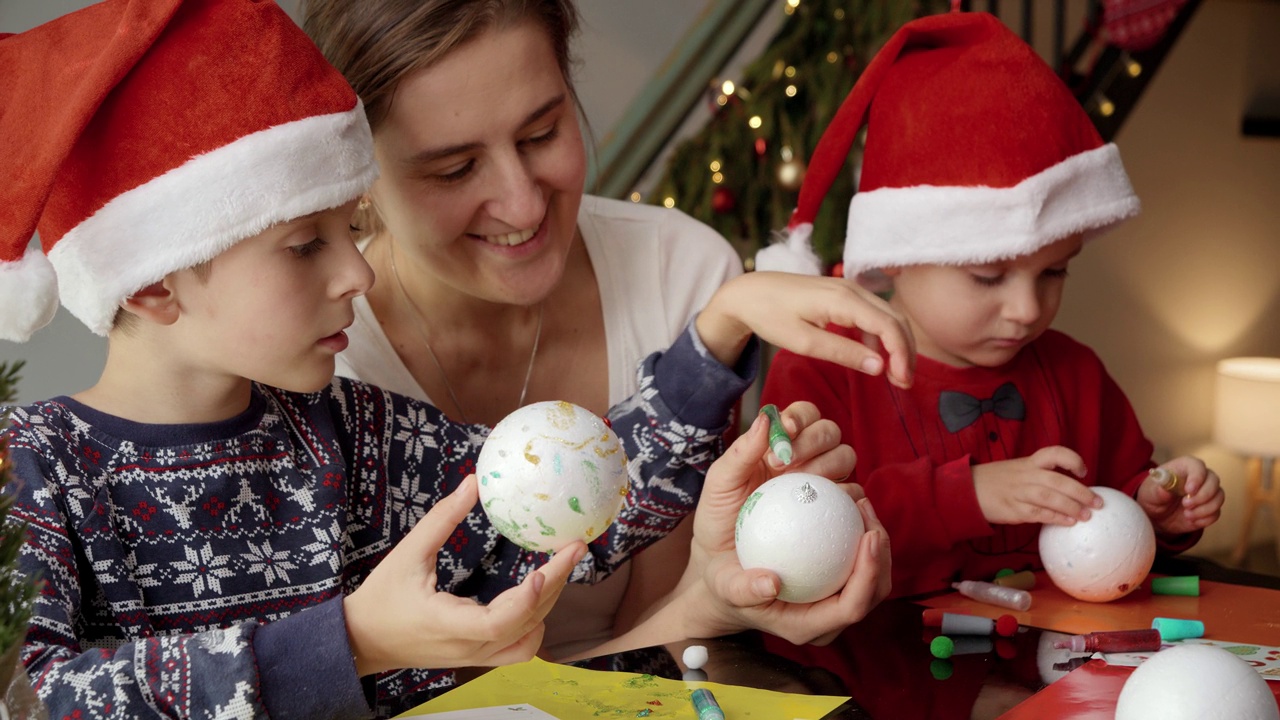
536, 516, 557, 537
568, 496, 583, 514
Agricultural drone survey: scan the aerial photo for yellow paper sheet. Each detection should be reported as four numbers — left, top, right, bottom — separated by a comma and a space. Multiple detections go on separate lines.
397, 657, 847, 719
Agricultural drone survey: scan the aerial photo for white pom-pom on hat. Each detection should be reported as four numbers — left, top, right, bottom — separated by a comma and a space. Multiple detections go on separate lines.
0, 245, 58, 342
754, 224, 823, 276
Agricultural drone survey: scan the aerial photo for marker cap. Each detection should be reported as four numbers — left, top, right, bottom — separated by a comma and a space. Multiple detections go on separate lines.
1151, 617, 1205, 641
1151, 575, 1200, 596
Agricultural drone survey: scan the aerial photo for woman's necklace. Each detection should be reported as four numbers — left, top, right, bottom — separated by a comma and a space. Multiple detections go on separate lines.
387, 245, 543, 425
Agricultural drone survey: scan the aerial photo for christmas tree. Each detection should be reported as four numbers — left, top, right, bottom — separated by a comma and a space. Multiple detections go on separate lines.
0, 362, 36, 655
649, 0, 949, 270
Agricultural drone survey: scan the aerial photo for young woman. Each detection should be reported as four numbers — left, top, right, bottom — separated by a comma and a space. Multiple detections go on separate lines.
302, 0, 911, 659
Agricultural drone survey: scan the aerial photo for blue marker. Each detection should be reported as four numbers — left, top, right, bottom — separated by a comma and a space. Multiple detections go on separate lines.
691, 688, 725, 720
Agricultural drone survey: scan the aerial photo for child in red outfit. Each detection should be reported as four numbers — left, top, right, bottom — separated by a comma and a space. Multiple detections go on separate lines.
759, 9, 1225, 598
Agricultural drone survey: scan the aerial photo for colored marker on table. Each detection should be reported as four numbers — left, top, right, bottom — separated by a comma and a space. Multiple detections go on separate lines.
992, 569, 1036, 590
691, 688, 726, 720
1148, 467, 1185, 496
760, 404, 793, 465
1152, 616, 1205, 641
1053, 628, 1163, 653
1151, 575, 1200, 596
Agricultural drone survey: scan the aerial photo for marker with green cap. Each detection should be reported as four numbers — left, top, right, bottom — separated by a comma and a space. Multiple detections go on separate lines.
760, 404, 793, 465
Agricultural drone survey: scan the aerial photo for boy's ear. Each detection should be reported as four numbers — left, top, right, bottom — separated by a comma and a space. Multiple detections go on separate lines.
120, 280, 179, 325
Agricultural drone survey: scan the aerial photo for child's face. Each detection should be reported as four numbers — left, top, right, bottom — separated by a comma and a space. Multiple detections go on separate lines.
368, 19, 587, 307
167, 200, 374, 392
886, 234, 1083, 368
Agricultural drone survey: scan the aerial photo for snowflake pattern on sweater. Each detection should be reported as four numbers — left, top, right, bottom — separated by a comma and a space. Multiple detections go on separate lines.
5, 335, 740, 719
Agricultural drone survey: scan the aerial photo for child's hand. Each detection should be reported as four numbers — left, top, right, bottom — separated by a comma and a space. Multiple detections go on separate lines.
972, 446, 1100, 526
683, 407, 891, 646
695, 271, 915, 389
343, 475, 586, 676
1136, 457, 1224, 535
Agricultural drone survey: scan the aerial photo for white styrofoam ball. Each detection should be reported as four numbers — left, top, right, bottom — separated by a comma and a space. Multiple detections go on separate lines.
1115, 644, 1280, 720
477, 401, 628, 553
1039, 486, 1155, 602
735, 473, 864, 603
682, 644, 708, 671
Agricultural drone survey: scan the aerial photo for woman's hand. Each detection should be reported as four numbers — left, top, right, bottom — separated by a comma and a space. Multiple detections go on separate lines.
680, 404, 891, 646
695, 272, 915, 388
344, 475, 585, 676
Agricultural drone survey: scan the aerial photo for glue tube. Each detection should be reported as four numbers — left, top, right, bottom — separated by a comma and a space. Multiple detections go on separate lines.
1053, 629, 1162, 653
952, 580, 1032, 612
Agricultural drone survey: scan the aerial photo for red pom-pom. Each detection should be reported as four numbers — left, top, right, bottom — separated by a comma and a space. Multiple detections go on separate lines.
995, 614, 1019, 637
831, 261, 845, 278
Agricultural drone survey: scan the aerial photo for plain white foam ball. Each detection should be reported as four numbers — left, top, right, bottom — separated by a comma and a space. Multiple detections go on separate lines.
1115, 644, 1280, 720
477, 401, 628, 553
682, 645, 708, 671
1039, 486, 1155, 602
735, 473, 863, 603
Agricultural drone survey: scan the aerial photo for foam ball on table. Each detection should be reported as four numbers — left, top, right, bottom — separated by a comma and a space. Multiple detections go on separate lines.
476, 401, 628, 553
1115, 644, 1280, 720
1038, 486, 1155, 602
735, 472, 864, 603
682, 645, 708, 671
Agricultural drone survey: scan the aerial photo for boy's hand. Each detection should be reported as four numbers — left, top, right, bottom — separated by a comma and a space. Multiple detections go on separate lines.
1137, 457, 1224, 535
972, 446, 1100, 526
683, 404, 891, 646
344, 475, 586, 676
695, 271, 916, 389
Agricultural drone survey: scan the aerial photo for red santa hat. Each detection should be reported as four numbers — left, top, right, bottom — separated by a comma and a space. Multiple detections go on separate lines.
0, 0, 377, 341
755, 10, 1139, 278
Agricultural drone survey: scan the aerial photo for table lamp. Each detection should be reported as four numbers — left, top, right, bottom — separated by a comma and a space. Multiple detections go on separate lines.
1213, 357, 1280, 566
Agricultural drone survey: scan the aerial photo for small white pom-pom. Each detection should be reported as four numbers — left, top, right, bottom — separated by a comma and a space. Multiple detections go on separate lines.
0, 245, 59, 342
754, 224, 822, 275
682, 644, 709, 670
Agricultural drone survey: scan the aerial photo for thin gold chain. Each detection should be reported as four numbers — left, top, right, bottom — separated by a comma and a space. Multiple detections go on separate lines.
387, 244, 542, 425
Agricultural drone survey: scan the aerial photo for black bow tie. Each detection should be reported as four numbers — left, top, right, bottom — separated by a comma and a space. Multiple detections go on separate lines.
938, 382, 1026, 432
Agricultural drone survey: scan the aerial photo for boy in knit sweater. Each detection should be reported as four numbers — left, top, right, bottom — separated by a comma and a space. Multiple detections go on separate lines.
0, 1, 892, 717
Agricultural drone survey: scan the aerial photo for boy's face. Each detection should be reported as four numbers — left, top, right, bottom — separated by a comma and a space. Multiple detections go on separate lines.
167, 200, 374, 392
886, 234, 1084, 368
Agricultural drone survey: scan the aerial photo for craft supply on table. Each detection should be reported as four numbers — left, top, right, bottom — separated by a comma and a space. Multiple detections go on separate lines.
1054, 629, 1163, 653
935, 611, 1019, 637
930, 635, 993, 659
1151, 575, 1200, 596
952, 579, 1033, 611
759, 404, 793, 466
1152, 617, 1205, 641
682, 645, 708, 671
992, 569, 1037, 590
691, 688, 726, 720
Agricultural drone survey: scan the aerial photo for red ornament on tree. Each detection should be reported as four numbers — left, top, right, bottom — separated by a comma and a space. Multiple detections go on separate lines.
830, 261, 844, 278
754, 137, 768, 157
711, 186, 736, 214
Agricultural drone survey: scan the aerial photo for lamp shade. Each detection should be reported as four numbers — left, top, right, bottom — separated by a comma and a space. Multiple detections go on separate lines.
1213, 357, 1280, 457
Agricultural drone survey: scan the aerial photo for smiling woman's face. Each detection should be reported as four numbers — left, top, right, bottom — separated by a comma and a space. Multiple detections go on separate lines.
368, 21, 587, 306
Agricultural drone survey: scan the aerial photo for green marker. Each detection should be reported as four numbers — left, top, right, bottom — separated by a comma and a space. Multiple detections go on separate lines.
760, 404, 793, 465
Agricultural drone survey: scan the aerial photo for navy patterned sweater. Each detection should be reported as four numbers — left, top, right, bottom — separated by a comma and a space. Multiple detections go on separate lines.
4, 327, 754, 719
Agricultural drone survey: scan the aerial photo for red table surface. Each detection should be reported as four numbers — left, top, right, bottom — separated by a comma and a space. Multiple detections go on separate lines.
914, 573, 1280, 719
918, 572, 1280, 646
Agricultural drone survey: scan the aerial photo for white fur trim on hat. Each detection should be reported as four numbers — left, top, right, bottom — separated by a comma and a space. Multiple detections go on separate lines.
0, 244, 59, 342
48, 102, 378, 336
844, 144, 1139, 275
754, 223, 824, 276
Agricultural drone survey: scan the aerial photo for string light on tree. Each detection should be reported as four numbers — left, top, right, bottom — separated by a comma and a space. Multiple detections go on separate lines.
776, 145, 805, 190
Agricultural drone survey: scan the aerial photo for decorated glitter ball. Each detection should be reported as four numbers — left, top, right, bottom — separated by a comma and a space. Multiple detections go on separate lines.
477, 401, 628, 553
1038, 486, 1155, 602
1115, 644, 1280, 720
735, 473, 863, 603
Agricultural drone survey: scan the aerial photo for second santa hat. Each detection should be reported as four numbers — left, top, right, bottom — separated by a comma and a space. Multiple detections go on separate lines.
758, 10, 1140, 277
0, 0, 377, 341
